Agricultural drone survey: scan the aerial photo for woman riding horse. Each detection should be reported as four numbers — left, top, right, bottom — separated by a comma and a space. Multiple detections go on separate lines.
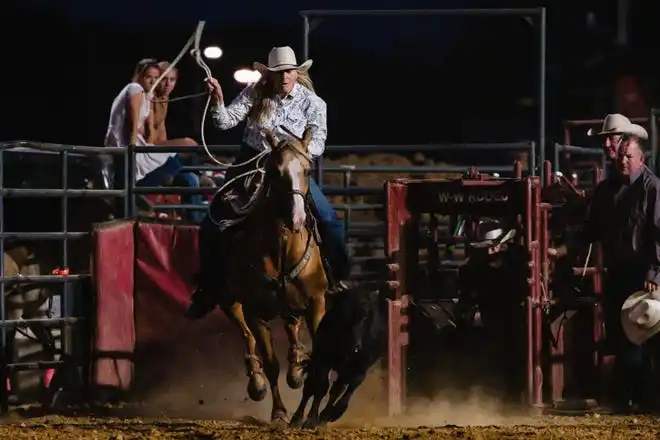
187, 46, 350, 319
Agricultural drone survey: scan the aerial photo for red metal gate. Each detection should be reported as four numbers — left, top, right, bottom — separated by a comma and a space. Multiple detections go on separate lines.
383, 170, 543, 415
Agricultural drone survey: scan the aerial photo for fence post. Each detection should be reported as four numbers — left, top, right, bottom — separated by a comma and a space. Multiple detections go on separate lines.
340, 165, 355, 246
127, 145, 136, 217
0, 147, 6, 413
650, 108, 659, 175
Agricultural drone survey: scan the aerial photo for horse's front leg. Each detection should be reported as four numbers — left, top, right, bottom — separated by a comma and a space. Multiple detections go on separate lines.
283, 315, 307, 390
248, 315, 289, 424
221, 302, 268, 402
285, 286, 326, 389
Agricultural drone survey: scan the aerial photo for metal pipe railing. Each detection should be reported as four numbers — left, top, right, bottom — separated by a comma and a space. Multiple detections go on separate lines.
127, 141, 537, 219
552, 143, 607, 180
0, 135, 544, 409
0, 141, 128, 413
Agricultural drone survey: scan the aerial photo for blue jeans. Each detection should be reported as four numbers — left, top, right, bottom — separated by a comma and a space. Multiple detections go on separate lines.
308, 178, 350, 280
136, 154, 204, 223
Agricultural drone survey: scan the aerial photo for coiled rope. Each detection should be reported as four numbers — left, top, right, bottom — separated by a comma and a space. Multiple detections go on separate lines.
145, 21, 269, 224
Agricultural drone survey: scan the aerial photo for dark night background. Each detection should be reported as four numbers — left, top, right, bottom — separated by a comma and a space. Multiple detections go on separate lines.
3, 0, 659, 150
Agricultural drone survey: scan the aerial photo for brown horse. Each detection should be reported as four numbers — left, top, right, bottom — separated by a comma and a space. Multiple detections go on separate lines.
212, 127, 328, 424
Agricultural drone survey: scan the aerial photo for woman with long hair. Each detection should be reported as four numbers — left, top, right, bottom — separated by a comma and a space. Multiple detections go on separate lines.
187, 46, 349, 319
104, 58, 204, 222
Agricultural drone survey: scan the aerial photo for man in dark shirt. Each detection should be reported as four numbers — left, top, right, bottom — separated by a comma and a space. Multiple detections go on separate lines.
552, 127, 659, 411
605, 135, 660, 411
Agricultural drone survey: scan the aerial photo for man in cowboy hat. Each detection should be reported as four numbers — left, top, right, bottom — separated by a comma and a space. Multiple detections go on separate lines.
551, 114, 649, 258
552, 131, 660, 411
186, 46, 350, 319
586, 113, 648, 164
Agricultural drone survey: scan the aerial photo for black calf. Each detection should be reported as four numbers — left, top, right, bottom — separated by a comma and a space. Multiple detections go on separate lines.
290, 285, 387, 428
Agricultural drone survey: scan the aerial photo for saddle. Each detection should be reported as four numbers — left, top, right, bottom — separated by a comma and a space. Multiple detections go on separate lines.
209, 173, 322, 245
206, 165, 332, 287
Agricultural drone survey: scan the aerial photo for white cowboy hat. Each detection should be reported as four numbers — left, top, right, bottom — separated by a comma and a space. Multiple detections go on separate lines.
253, 46, 313, 73
621, 289, 660, 346
586, 113, 632, 137
468, 219, 517, 250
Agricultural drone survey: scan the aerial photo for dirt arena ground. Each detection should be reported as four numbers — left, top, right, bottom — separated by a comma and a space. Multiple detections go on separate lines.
3, 367, 659, 439
2, 412, 658, 439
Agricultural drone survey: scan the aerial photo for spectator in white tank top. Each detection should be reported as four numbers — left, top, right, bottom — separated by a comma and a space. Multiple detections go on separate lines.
104, 59, 205, 222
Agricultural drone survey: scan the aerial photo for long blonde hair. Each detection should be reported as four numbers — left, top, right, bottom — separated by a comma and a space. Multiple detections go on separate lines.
249, 70, 315, 124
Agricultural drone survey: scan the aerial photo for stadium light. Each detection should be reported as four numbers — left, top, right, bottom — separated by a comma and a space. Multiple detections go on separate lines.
203, 46, 223, 60
234, 68, 262, 85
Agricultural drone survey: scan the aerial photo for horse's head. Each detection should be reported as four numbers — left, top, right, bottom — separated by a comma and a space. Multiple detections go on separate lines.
263, 127, 313, 232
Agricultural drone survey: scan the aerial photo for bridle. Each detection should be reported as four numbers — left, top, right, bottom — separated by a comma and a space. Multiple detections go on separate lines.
262, 137, 320, 301
267, 138, 312, 208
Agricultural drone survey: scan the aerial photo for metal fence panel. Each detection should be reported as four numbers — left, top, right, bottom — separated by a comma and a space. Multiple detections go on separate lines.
0, 142, 128, 411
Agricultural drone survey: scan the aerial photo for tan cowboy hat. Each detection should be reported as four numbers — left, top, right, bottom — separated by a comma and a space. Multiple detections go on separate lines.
253, 46, 313, 73
586, 113, 632, 137
621, 288, 660, 346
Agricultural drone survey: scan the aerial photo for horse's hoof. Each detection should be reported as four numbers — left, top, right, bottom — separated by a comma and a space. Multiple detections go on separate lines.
247, 373, 268, 402
271, 409, 290, 425
286, 365, 305, 389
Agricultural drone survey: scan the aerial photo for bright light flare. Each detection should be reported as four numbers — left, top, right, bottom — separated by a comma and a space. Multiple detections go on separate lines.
233, 69, 262, 85
203, 46, 223, 59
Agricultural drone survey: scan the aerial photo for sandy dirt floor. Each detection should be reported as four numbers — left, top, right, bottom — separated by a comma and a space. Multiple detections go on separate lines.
47, 320, 653, 440
3, 372, 658, 440
1, 413, 659, 439
4, 345, 658, 439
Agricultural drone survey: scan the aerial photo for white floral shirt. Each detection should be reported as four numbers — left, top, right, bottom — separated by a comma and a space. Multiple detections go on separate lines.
209, 83, 328, 158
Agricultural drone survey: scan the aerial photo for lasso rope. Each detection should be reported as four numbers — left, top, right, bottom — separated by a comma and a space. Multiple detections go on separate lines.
146, 21, 267, 168
144, 20, 271, 222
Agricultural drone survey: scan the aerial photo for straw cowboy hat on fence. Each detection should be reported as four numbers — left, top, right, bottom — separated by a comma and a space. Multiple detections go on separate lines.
621, 288, 660, 346
587, 113, 649, 140
253, 46, 313, 73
